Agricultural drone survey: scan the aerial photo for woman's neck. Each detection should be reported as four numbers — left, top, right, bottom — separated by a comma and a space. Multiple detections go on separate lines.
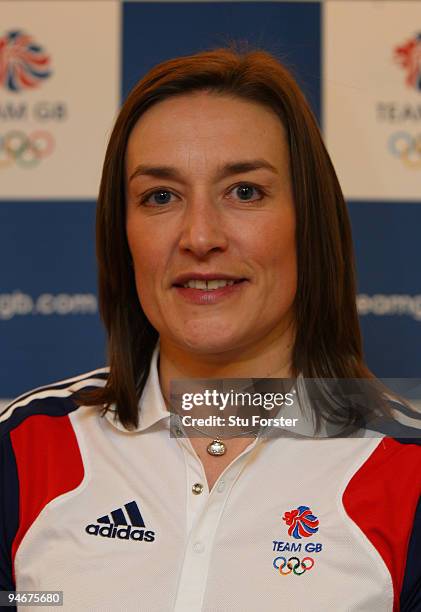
158, 328, 294, 405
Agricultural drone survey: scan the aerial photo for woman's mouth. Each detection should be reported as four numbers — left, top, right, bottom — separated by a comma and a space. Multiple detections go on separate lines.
173, 277, 248, 304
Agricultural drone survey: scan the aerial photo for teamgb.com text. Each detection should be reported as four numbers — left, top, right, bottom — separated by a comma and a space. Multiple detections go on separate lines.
0, 290, 98, 319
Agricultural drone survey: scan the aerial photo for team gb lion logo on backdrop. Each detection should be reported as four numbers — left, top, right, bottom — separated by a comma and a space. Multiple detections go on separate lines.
394, 33, 421, 91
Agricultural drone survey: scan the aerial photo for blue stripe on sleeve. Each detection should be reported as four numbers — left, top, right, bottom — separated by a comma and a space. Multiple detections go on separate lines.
0, 432, 19, 611
401, 496, 421, 611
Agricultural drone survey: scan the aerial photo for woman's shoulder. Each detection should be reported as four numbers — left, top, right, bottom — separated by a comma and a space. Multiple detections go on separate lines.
0, 370, 110, 569
0, 367, 109, 439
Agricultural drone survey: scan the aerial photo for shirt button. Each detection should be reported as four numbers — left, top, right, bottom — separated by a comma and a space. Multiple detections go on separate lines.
192, 483, 204, 495
193, 541, 205, 553
217, 480, 226, 492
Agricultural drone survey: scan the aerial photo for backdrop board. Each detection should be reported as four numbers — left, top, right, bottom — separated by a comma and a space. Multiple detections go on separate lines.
324, 0, 421, 377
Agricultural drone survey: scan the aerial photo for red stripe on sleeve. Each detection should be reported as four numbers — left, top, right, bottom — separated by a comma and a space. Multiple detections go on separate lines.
10, 414, 84, 566
342, 438, 421, 612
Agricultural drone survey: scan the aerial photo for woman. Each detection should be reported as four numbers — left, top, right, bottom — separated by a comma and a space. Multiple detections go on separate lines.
1, 48, 419, 611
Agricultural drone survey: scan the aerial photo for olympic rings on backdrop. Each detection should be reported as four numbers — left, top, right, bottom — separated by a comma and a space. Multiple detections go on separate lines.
388, 131, 421, 168
272, 556, 315, 576
0, 130, 54, 168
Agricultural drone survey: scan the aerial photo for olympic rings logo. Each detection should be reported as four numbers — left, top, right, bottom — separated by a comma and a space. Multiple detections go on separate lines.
273, 556, 315, 576
388, 132, 421, 168
0, 130, 54, 168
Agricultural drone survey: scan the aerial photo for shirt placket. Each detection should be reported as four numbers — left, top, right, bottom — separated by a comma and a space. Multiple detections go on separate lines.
173, 427, 259, 612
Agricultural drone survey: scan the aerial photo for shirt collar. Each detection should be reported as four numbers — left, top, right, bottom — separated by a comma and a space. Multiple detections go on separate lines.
104, 349, 334, 437
104, 342, 171, 433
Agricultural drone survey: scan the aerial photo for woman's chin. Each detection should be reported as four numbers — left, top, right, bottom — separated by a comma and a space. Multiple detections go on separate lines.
178, 335, 239, 356
166, 327, 244, 358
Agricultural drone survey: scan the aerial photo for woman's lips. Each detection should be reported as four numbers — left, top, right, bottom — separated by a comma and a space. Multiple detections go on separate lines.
173, 279, 248, 304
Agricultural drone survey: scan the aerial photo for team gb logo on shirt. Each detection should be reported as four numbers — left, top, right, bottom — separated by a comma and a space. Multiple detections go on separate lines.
272, 506, 322, 576
282, 505, 319, 539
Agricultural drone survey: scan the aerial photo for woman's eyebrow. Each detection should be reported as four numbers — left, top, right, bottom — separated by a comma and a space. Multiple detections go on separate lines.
129, 164, 182, 183
218, 159, 279, 179
128, 159, 279, 183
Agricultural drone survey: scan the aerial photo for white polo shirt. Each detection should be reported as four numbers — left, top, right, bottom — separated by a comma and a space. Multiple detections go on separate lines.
1, 345, 420, 611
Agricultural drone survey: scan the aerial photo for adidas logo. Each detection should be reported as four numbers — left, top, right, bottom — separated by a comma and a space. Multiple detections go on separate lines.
85, 500, 155, 542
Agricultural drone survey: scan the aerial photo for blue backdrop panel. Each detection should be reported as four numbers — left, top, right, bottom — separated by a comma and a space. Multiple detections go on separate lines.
122, 1, 321, 120
0, 202, 105, 397
349, 201, 421, 377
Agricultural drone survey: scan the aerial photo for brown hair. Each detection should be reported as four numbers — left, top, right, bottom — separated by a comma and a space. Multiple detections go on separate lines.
80, 47, 373, 430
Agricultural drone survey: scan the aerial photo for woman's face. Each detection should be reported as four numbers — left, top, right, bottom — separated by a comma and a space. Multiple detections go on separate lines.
125, 92, 296, 359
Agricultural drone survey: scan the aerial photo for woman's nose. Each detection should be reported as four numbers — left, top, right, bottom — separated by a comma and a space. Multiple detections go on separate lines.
178, 196, 229, 258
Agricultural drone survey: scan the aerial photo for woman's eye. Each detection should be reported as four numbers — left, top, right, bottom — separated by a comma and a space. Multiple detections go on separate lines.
140, 184, 264, 206
142, 190, 175, 206
230, 184, 263, 202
